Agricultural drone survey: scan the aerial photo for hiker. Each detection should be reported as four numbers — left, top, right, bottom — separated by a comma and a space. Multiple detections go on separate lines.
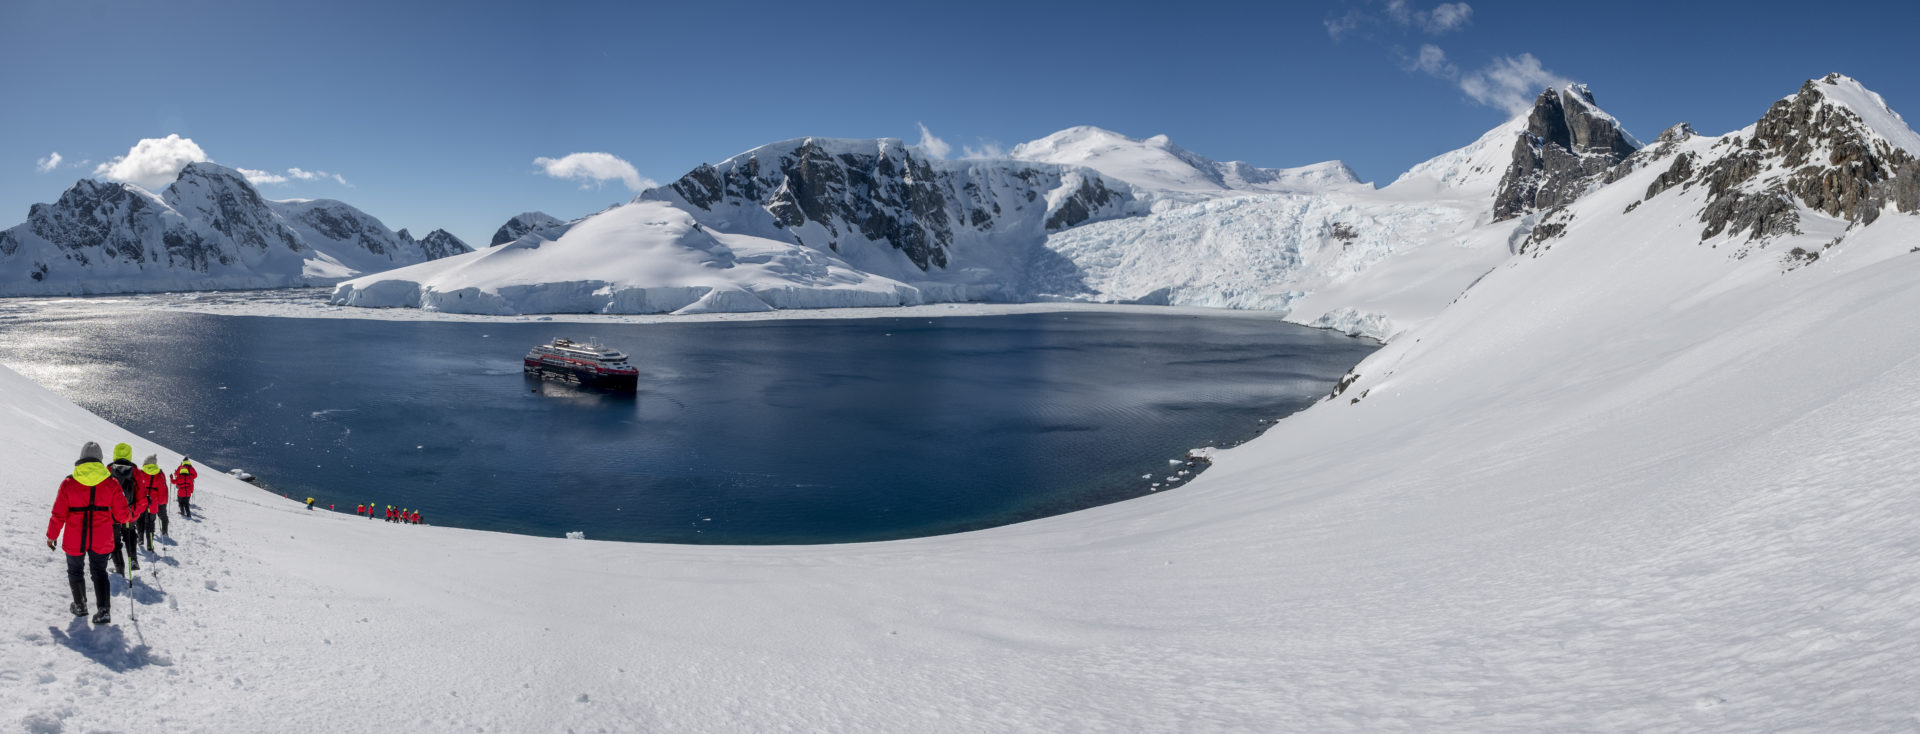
136, 454, 169, 550
105, 443, 147, 575
172, 458, 197, 518
411, 511, 422, 525
47, 442, 135, 624
367, 501, 376, 521
305, 497, 316, 510
355, 504, 365, 516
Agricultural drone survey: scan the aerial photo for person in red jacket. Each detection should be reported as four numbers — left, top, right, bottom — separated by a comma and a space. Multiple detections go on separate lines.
172, 458, 197, 519
47, 442, 135, 624
410, 511, 421, 525
136, 454, 169, 549
104, 443, 147, 575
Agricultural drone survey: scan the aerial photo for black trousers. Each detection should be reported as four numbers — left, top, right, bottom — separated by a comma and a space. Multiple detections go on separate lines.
67, 551, 110, 610
177, 496, 192, 518
138, 514, 155, 548
155, 503, 169, 535
111, 524, 139, 573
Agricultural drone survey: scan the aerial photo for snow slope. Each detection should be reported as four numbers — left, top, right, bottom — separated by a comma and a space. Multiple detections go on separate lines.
10, 164, 1920, 731
332, 200, 930, 315
11, 76, 1920, 731
1008, 125, 1362, 197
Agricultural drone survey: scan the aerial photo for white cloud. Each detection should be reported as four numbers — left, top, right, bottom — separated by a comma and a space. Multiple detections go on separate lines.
532, 152, 653, 192
1407, 44, 1456, 77
1424, 2, 1472, 33
35, 152, 62, 173
94, 134, 210, 190
1326, 1, 1472, 39
1458, 53, 1570, 116
288, 167, 351, 186
914, 123, 952, 159
961, 142, 1006, 159
238, 168, 287, 185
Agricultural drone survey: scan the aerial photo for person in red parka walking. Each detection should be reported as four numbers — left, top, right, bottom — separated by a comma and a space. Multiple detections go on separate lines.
172, 458, 197, 519
47, 442, 135, 624
104, 443, 146, 575
136, 454, 169, 549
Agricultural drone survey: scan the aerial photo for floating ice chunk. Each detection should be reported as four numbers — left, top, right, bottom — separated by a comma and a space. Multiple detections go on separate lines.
565, 531, 585, 540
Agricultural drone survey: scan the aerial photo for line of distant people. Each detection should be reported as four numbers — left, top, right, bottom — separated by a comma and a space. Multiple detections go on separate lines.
45, 441, 198, 624
364, 504, 423, 524
306, 496, 423, 524
294, 496, 424, 525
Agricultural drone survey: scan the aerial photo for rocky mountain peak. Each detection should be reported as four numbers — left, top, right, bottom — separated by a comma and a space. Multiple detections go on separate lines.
415, 229, 473, 260
490, 211, 566, 246
1655, 122, 1697, 145
1634, 74, 1920, 247
1493, 85, 1641, 221
647, 136, 1135, 274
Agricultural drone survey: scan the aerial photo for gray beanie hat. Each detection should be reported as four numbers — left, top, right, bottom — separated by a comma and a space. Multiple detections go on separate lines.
78, 441, 103, 463
143, 454, 158, 466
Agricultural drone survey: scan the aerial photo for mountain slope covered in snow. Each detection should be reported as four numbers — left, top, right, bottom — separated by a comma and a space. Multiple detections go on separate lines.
335, 89, 1640, 337
0, 164, 470, 296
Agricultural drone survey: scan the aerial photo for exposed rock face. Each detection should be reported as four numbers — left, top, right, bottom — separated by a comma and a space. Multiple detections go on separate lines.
1637, 74, 1920, 245
650, 138, 1135, 272
408, 229, 473, 260
0, 163, 465, 294
490, 211, 566, 246
1493, 85, 1641, 221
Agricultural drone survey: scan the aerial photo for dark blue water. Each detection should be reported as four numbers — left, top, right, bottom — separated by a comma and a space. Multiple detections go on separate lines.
0, 308, 1375, 543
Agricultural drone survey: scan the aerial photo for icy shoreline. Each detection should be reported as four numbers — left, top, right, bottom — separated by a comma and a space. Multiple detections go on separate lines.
0, 286, 1334, 329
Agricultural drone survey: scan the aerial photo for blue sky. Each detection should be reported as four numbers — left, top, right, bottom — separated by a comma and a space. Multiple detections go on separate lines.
4, 0, 1918, 247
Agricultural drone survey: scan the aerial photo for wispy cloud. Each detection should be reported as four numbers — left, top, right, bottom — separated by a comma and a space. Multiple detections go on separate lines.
1423, 2, 1472, 33
288, 167, 351, 186
238, 168, 287, 185
1410, 49, 1568, 116
1458, 54, 1568, 116
533, 152, 654, 192
915, 123, 952, 159
1327, 1, 1473, 40
35, 152, 63, 173
94, 134, 210, 190
1406, 43, 1456, 77
961, 142, 1006, 159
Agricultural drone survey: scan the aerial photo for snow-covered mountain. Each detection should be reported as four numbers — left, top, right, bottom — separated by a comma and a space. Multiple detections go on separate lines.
489, 211, 567, 246
0, 163, 470, 296
22, 73, 1920, 731
645, 137, 1140, 278
334, 200, 930, 314
336, 76, 1909, 343
1008, 125, 1363, 197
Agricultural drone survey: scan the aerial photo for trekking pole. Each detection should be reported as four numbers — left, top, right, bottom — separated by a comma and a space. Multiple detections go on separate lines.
126, 524, 137, 623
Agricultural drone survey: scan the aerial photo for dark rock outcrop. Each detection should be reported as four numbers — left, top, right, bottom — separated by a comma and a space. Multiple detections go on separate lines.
1636, 74, 1920, 246
1493, 85, 1641, 221
490, 212, 566, 246
408, 229, 473, 260
650, 138, 1135, 272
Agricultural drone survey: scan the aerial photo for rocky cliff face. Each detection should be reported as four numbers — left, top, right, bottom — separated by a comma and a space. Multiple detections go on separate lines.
1493, 85, 1641, 221
1637, 73, 1920, 245
645, 137, 1137, 273
406, 229, 473, 260
490, 211, 566, 246
0, 163, 464, 294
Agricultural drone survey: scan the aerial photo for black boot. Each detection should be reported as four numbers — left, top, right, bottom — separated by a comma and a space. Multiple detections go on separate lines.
91, 606, 111, 625
70, 600, 87, 616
